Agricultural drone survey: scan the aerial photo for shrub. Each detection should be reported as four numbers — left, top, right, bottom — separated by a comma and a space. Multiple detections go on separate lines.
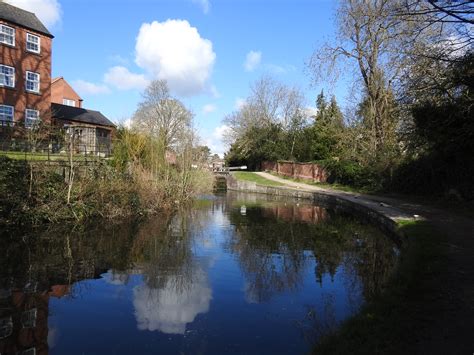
319, 159, 381, 191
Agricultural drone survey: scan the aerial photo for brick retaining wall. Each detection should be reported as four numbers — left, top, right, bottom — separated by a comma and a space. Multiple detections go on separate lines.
261, 161, 328, 183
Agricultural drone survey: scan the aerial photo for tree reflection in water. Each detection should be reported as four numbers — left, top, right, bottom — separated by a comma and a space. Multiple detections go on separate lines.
129, 210, 214, 334
0, 221, 138, 355
0, 194, 399, 354
226, 201, 398, 308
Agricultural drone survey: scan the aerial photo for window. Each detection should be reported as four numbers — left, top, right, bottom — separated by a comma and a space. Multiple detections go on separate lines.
21, 308, 37, 328
26, 33, 40, 53
25, 109, 39, 127
26, 71, 40, 93
63, 98, 76, 107
0, 105, 14, 125
0, 25, 15, 46
0, 65, 15, 88
0, 316, 13, 339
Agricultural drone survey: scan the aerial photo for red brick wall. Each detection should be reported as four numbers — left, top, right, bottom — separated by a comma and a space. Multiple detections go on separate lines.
261, 161, 276, 172
51, 77, 83, 108
262, 160, 328, 183
262, 204, 328, 224
295, 163, 313, 179
277, 161, 294, 177
0, 21, 52, 124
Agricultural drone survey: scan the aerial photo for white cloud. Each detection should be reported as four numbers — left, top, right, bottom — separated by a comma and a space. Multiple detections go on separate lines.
203, 124, 231, 157
213, 124, 230, 140
209, 84, 220, 98
265, 63, 297, 75
102, 270, 128, 285
135, 20, 216, 96
439, 34, 471, 58
234, 97, 246, 110
191, 0, 210, 14
72, 80, 110, 95
104, 66, 149, 91
202, 104, 217, 114
133, 269, 212, 334
304, 106, 318, 118
266, 64, 286, 74
5, 0, 61, 28
121, 118, 133, 129
244, 50, 262, 72
108, 54, 130, 66
47, 327, 58, 349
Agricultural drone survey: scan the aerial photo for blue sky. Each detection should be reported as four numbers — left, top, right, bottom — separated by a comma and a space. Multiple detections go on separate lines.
8, 0, 346, 155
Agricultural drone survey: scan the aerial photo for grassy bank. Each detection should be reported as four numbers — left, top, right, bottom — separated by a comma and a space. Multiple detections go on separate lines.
313, 220, 447, 354
0, 150, 97, 162
232, 171, 284, 186
0, 155, 213, 226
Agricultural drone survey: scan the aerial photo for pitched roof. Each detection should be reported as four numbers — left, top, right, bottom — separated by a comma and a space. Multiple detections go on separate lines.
52, 103, 116, 128
0, 2, 53, 38
51, 77, 83, 102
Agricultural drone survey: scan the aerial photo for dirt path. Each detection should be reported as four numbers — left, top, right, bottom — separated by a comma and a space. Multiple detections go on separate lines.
257, 172, 474, 353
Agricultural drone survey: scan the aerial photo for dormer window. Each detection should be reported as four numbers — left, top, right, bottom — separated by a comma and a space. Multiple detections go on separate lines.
26, 33, 40, 53
26, 71, 40, 93
0, 24, 15, 46
63, 99, 76, 107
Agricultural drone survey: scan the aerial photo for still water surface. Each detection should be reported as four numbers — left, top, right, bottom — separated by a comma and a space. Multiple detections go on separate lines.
0, 192, 398, 354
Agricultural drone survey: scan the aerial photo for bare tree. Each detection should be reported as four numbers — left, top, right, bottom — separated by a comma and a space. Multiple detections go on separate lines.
394, 1, 473, 61
308, 0, 425, 156
224, 76, 305, 143
133, 80, 193, 152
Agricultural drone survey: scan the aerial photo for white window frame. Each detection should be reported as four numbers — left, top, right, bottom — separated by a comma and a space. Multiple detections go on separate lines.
21, 308, 37, 328
26, 71, 40, 93
0, 64, 15, 88
0, 24, 15, 46
0, 104, 14, 125
26, 33, 40, 54
25, 109, 40, 128
63, 98, 76, 107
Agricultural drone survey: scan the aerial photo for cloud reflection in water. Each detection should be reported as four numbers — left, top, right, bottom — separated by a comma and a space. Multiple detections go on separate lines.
133, 268, 212, 334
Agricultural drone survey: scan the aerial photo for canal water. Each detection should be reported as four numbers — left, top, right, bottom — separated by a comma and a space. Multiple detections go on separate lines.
0, 192, 399, 354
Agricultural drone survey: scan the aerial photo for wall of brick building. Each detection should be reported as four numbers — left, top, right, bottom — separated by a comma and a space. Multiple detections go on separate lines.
0, 21, 52, 123
51, 77, 82, 107
261, 160, 328, 183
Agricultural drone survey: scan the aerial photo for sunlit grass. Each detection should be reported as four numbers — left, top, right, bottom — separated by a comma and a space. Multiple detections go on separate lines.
0, 150, 101, 162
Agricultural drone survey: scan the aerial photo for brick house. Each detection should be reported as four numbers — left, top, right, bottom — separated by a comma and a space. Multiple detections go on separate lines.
0, 1, 53, 126
51, 77, 115, 155
51, 76, 83, 108
0, 2, 115, 155
51, 102, 115, 156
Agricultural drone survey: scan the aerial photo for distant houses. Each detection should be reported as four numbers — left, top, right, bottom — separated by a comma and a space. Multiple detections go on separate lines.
0, 2, 115, 155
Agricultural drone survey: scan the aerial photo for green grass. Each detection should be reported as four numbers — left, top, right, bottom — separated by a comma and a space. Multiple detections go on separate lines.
232, 171, 284, 186
0, 150, 103, 162
313, 220, 447, 354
